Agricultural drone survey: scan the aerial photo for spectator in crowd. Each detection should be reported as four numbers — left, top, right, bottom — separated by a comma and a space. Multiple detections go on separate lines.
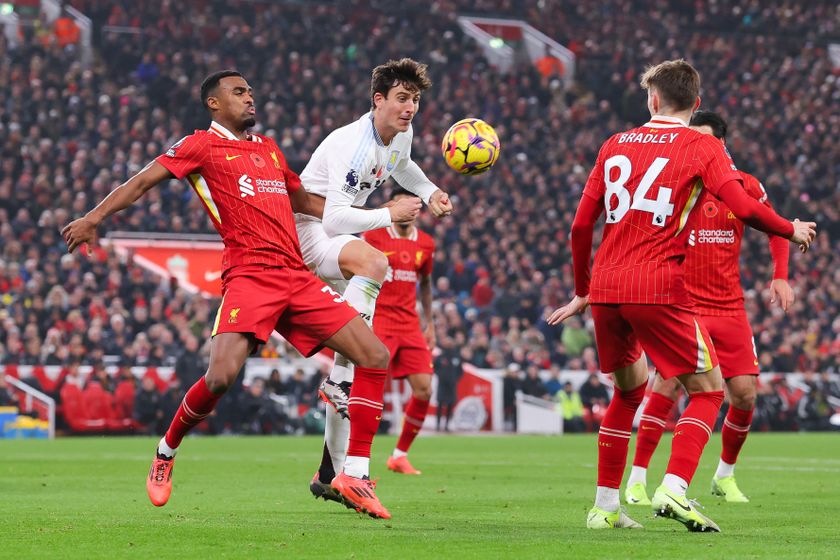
238, 378, 282, 435
797, 384, 834, 432
556, 381, 585, 433
578, 374, 609, 412
266, 369, 284, 396
543, 365, 563, 396
520, 364, 548, 399
133, 376, 161, 432
435, 335, 463, 432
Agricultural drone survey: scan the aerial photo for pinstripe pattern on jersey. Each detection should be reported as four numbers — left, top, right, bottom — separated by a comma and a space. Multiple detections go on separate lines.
583, 116, 741, 305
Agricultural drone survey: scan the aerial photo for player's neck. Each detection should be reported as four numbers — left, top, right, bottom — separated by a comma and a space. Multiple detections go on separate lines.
372, 112, 396, 146
212, 119, 249, 141
395, 223, 414, 238
650, 109, 692, 126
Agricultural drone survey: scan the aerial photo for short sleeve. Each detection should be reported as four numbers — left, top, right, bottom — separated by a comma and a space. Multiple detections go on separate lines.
156, 134, 207, 180
695, 135, 742, 196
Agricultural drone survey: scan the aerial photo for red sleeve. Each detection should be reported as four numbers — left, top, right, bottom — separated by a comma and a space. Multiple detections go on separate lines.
582, 140, 609, 201
155, 133, 206, 179
743, 173, 790, 280
695, 135, 742, 197
571, 192, 604, 297
716, 180, 794, 239
769, 235, 789, 280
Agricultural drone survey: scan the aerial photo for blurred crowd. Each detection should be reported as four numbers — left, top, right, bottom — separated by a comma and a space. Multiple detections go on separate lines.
1, 1, 839, 432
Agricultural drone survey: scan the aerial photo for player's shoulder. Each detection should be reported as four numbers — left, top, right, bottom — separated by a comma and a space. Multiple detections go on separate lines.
416, 228, 435, 249
163, 130, 210, 157
363, 227, 389, 245
737, 170, 767, 201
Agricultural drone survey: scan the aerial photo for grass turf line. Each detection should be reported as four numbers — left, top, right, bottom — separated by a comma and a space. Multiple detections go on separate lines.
1, 433, 838, 558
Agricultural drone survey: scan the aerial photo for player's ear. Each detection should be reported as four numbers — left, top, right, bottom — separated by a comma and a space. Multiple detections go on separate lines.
206, 95, 220, 112
373, 92, 385, 110
693, 97, 701, 112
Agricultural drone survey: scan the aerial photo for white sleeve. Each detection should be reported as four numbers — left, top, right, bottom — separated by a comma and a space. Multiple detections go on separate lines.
391, 158, 439, 204
322, 145, 391, 237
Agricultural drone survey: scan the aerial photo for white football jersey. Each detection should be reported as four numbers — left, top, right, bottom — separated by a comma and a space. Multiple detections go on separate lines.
297, 112, 437, 235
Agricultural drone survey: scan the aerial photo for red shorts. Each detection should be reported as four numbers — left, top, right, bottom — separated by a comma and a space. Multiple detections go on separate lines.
212, 265, 358, 357
591, 303, 718, 379
377, 329, 434, 379
699, 312, 758, 378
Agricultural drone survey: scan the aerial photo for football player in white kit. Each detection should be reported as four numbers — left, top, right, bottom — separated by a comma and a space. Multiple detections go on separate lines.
301, 58, 452, 508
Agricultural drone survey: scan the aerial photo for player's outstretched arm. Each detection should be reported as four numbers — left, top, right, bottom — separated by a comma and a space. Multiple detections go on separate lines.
62, 161, 173, 253
716, 181, 816, 248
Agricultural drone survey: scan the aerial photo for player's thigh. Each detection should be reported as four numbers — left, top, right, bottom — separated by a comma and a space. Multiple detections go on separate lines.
389, 330, 434, 378
322, 316, 390, 369
703, 312, 759, 379
590, 304, 643, 374
337, 239, 388, 281
622, 303, 718, 379
275, 270, 367, 358
205, 332, 255, 391
296, 219, 357, 282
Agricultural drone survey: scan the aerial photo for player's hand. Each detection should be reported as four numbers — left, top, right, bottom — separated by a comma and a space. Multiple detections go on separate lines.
423, 323, 437, 351
429, 189, 453, 218
790, 218, 816, 252
61, 216, 98, 254
547, 295, 590, 325
769, 279, 794, 312
389, 196, 422, 223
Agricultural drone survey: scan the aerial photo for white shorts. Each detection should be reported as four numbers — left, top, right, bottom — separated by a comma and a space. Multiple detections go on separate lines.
295, 217, 355, 287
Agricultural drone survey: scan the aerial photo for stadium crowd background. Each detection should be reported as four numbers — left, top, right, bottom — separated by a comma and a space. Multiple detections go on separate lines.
1, 0, 838, 433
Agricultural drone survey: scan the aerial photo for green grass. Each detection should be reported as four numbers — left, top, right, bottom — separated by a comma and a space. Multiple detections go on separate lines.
1, 433, 838, 558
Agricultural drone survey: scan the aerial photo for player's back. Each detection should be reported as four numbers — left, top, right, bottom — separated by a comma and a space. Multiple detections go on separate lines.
583, 116, 740, 305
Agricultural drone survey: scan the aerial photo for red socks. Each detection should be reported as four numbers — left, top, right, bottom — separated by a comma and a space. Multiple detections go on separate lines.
721, 405, 753, 465
347, 366, 388, 458
666, 390, 724, 483
597, 383, 647, 488
632, 392, 675, 468
164, 377, 222, 449
396, 396, 430, 453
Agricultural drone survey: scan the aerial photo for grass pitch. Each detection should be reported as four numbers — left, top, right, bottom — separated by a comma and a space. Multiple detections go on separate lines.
2, 433, 838, 559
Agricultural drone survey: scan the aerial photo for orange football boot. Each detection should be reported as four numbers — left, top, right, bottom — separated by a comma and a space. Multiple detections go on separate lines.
386, 455, 422, 475
331, 472, 391, 519
147, 453, 175, 507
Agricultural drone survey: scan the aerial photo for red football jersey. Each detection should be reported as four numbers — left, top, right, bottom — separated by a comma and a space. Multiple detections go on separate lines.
156, 122, 306, 274
364, 225, 435, 335
684, 170, 775, 316
582, 116, 741, 305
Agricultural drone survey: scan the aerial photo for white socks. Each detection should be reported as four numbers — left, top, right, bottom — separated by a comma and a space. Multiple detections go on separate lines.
324, 406, 350, 475
627, 465, 647, 487
392, 449, 407, 459
344, 456, 370, 479
157, 437, 177, 459
328, 275, 381, 385
662, 473, 689, 497
715, 459, 735, 479
594, 486, 620, 511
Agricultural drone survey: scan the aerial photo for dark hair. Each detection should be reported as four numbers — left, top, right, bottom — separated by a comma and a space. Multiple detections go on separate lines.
200, 70, 243, 110
689, 110, 727, 141
640, 59, 700, 111
390, 187, 416, 200
370, 58, 431, 108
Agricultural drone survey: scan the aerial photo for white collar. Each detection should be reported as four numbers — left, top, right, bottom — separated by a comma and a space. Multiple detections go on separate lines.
208, 121, 262, 142
643, 115, 689, 129
387, 224, 418, 241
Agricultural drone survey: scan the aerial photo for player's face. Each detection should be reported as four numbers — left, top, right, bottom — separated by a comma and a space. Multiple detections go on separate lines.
376, 83, 420, 135
210, 76, 256, 129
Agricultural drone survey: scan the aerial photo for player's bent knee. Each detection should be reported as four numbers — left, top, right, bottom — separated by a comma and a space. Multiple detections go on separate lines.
731, 392, 756, 410
364, 340, 390, 370
414, 384, 433, 401
360, 247, 388, 282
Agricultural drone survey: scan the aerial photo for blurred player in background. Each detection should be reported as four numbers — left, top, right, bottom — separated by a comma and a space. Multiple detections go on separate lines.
62, 70, 395, 519
297, 58, 453, 510
365, 188, 437, 475
549, 60, 815, 532
624, 111, 793, 506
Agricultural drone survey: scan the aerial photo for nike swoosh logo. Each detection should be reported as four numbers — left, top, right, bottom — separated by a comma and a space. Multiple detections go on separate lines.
225, 154, 242, 161
383, 251, 396, 256
671, 498, 692, 512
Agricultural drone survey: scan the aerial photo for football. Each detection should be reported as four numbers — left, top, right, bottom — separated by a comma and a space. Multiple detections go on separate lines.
441, 118, 501, 175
